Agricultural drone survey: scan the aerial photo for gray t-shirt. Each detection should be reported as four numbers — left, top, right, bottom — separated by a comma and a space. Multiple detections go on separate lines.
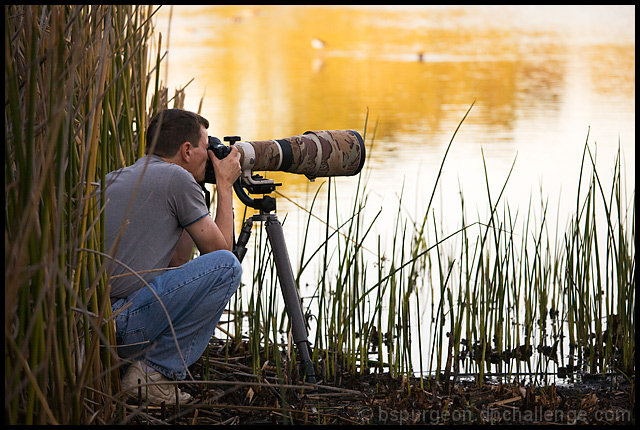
104, 155, 209, 299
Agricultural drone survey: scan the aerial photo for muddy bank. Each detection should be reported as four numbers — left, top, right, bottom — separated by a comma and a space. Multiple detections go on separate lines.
123, 339, 634, 425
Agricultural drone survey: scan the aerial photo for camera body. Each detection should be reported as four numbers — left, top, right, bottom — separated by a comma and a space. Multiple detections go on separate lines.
203, 136, 233, 184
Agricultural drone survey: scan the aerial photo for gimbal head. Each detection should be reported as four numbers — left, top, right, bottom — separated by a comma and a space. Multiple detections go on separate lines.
233, 178, 277, 213
223, 136, 280, 213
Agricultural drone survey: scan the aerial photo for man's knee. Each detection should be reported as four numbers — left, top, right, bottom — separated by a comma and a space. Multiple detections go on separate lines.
205, 249, 242, 287
217, 249, 241, 272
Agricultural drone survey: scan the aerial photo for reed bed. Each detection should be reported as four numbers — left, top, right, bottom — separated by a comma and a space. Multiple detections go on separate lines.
235, 112, 634, 389
4, 5, 182, 424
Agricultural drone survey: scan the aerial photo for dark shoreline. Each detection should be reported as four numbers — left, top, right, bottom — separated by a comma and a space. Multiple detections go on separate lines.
122, 338, 634, 425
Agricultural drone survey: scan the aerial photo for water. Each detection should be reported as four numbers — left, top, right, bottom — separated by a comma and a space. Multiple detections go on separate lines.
156, 4, 634, 232
154, 5, 635, 375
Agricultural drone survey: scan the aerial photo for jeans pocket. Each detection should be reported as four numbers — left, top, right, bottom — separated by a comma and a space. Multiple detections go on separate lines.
118, 327, 150, 359
111, 297, 126, 313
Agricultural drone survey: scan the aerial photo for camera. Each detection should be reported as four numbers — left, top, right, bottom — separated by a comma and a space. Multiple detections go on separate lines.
202, 130, 365, 185
203, 136, 234, 184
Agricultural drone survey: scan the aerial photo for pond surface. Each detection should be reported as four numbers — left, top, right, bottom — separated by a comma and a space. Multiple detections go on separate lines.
157, 5, 634, 236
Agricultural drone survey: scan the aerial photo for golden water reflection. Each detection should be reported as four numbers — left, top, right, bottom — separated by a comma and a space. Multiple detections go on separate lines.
157, 5, 634, 229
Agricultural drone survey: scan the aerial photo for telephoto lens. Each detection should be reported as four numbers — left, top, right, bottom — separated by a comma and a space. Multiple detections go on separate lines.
235, 129, 365, 178
203, 129, 365, 184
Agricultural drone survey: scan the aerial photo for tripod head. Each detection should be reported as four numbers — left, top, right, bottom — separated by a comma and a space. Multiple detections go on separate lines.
223, 135, 279, 213
233, 175, 278, 213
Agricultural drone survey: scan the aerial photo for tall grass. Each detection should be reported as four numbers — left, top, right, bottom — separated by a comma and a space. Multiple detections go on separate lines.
4, 5, 179, 424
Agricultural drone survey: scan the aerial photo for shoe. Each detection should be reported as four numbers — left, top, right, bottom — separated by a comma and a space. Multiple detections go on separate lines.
122, 361, 192, 405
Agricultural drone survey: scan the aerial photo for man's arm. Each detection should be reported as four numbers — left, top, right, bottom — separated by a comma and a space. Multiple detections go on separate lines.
185, 213, 231, 253
211, 178, 235, 250
185, 146, 241, 254
169, 230, 195, 266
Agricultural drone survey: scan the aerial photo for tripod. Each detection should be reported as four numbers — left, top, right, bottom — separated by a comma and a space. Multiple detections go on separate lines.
229, 161, 317, 384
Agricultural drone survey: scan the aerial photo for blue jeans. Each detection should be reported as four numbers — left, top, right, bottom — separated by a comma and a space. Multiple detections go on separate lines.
111, 250, 242, 380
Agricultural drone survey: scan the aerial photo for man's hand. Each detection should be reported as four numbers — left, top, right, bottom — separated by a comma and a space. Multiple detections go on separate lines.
210, 145, 241, 187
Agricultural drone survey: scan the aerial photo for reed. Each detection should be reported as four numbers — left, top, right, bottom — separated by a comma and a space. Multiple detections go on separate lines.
4, 5, 180, 424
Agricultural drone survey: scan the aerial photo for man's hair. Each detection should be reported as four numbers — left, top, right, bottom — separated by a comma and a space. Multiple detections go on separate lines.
145, 109, 209, 157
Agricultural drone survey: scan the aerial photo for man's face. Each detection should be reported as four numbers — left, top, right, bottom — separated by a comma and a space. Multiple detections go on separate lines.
188, 126, 209, 182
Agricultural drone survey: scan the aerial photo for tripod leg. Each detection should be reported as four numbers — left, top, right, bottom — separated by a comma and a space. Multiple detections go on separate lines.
233, 217, 254, 262
264, 215, 317, 384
